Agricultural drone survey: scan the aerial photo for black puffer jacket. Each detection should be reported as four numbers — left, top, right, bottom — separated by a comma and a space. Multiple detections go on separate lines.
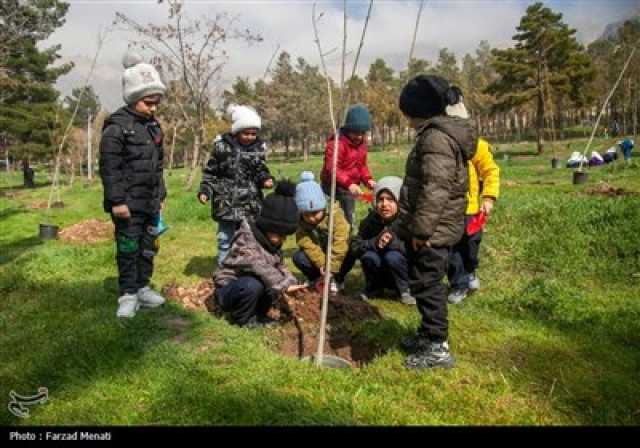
350, 210, 406, 258
99, 107, 167, 215
198, 133, 273, 222
393, 116, 476, 246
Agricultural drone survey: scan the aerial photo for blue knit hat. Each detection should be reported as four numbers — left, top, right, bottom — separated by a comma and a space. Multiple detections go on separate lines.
342, 104, 371, 132
295, 172, 326, 213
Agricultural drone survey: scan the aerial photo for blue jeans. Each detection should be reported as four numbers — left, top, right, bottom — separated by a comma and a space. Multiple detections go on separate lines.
215, 276, 271, 326
217, 220, 239, 265
361, 250, 410, 295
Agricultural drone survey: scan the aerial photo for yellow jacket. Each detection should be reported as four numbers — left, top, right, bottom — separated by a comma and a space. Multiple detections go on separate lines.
296, 201, 350, 274
467, 138, 500, 215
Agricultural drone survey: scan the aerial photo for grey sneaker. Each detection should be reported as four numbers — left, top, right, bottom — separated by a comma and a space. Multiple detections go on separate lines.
137, 286, 166, 308
117, 293, 140, 318
468, 273, 480, 291
336, 281, 345, 292
404, 341, 455, 369
400, 291, 417, 305
448, 288, 468, 305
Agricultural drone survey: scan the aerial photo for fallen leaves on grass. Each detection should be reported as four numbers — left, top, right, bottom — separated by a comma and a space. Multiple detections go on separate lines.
162, 279, 214, 311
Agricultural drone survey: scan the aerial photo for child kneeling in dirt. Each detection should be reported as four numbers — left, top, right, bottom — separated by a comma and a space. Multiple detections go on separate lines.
213, 180, 305, 328
341, 176, 416, 305
293, 171, 351, 294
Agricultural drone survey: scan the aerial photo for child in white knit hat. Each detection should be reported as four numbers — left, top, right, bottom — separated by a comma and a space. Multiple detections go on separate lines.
99, 50, 168, 319
198, 104, 274, 265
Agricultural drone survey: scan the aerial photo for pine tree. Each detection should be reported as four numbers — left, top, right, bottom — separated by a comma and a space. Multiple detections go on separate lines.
0, 0, 72, 182
487, 2, 595, 154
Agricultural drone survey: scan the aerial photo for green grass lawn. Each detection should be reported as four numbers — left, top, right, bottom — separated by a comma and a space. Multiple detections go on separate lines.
1, 136, 639, 425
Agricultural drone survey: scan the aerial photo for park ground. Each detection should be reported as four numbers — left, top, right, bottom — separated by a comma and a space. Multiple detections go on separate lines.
0, 137, 639, 425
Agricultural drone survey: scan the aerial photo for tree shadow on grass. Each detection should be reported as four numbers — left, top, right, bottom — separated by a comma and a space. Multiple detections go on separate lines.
0, 279, 196, 425
0, 206, 28, 221
144, 363, 355, 425
0, 235, 42, 266
494, 333, 640, 425
184, 256, 217, 278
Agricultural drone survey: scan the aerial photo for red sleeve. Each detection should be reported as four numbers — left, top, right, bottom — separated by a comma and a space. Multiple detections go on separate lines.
323, 137, 351, 190
360, 146, 373, 185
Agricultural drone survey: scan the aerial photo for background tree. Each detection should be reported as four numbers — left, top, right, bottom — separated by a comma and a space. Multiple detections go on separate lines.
487, 2, 595, 154
116, 0, 262, 190
64, 85, 101, 127
0, 0, 73, 185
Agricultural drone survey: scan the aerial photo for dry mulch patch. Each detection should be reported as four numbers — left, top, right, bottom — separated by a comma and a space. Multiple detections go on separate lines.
59, 219, 114, 244
585, 181, 638, 198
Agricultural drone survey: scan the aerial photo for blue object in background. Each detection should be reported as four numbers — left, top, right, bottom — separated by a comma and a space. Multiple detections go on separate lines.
619, 139, 634, 161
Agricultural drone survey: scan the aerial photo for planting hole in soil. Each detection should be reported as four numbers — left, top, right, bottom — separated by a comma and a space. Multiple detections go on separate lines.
268, 290, 385, 367
163, 281, 386, 367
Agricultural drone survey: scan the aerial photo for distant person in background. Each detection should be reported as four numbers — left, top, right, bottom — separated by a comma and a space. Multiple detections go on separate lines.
198, 105, 274, 265
99, 50, 168, 319
321, 104, 376, 226
444, 87, 500, 305
22, 160, 35, 188
620, 138, 634, 163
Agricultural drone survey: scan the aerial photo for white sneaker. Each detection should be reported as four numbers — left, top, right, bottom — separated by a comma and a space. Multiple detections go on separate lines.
137, 286, 166, 308
117, 293, 140, 318
329, 279, 339, 295
468, 273, 480, 291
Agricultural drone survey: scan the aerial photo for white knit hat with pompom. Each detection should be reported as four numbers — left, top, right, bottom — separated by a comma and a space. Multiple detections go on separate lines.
122, 50, 167, 105
227, 104, 262, 134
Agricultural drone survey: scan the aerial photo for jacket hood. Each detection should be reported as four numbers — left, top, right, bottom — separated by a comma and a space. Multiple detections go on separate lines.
103, 106, 153, 131
419, 115, 477, 161
222, 132, 264, 150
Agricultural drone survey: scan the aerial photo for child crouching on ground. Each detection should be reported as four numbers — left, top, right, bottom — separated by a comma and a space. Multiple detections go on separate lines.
213, 180, 305, 328
341, 176, 416, 305
293, 172, 351, 294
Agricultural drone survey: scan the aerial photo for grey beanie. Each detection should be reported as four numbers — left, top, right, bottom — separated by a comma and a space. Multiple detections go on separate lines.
374, 176, 403, 205
122, 50, 167, 105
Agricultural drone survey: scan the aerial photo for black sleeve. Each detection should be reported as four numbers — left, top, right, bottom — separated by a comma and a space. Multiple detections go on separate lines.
254, 142, 273, 187
99, 124, 127, 207
199, 142, 221, 199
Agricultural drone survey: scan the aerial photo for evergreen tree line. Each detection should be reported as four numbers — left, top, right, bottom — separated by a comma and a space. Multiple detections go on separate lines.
1, 1, 638, 183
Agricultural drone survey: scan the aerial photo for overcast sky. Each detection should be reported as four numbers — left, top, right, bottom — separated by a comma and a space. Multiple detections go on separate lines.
46, 0, 639, 111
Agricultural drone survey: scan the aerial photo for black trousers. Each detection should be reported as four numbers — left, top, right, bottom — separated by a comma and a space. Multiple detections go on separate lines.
448, 215, 483, 290
408, 244, 451, 343
215, 276, 272, 326
322, 183, 355, 226
112, 213, 158, 295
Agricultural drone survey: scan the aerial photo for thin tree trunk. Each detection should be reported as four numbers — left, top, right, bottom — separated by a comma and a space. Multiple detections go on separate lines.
169, 123, 178, 170
185, 131, 201, 191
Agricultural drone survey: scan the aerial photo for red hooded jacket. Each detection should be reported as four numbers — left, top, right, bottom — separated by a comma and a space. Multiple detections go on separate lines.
320, 132, 373, 191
